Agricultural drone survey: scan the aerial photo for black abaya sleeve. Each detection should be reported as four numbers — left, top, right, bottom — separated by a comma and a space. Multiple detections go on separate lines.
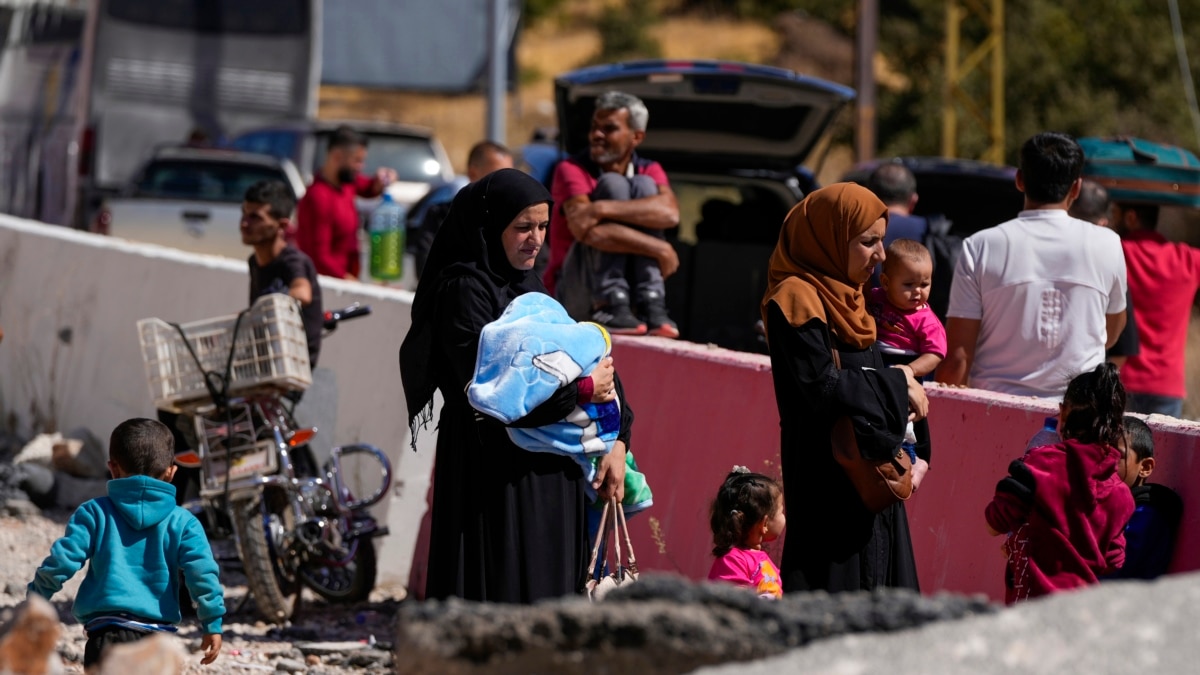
767, 301, 909, 461
436, 277, 587, 428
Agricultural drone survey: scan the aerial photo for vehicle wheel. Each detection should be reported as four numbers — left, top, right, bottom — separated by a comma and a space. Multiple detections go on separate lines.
230, 491, 299, 623
300, 535, 377, 603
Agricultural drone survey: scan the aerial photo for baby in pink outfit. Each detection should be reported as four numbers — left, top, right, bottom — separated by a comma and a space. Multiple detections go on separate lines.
867, 238, 947, 378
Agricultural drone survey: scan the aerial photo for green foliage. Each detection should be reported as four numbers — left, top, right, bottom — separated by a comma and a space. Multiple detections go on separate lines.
523, 0, 569, 25
798, 0, 1200, 162
674, 0, 807, 21
593, 1, 662, 63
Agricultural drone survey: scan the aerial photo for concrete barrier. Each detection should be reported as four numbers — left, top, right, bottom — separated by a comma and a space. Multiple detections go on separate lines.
4, 215, 1198, 602
0, 215, 435, 589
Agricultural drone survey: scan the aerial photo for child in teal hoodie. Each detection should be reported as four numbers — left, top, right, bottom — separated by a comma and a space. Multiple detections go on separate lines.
28, 418, 224, 667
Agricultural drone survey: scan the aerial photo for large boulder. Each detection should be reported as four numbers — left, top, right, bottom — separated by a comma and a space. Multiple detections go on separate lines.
392, 574, 994, 675
696, 571, 1200, 675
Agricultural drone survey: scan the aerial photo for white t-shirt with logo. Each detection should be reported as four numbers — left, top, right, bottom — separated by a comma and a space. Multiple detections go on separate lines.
947, 209, 1127, 398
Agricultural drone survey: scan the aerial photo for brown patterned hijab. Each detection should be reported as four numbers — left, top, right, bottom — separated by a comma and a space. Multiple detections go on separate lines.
761, 182, 888, 349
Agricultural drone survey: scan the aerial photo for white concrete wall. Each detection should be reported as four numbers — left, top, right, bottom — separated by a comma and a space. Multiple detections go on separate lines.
0, 215, 435, 590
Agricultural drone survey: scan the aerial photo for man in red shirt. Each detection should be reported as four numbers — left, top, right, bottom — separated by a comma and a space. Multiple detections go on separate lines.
295, 126, 396, 280
1112, 202, 1200, 417
545, 91, 680, 337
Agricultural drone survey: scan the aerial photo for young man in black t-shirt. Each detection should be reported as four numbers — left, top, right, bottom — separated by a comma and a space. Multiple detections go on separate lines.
241, 180, 323, 367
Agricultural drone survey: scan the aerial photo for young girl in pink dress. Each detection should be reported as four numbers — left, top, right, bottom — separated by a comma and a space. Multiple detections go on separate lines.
707, 467, 786, 598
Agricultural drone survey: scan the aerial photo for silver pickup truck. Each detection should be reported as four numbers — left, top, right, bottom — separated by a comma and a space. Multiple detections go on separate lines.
96, 147, 307, 260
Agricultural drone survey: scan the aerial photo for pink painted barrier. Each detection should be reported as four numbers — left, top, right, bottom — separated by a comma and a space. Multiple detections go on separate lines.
609, 337, 1200, 602
407, 336, 1200, 602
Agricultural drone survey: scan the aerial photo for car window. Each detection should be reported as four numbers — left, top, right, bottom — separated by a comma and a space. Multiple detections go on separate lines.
314, 133, 443, 182
228, 131, 300, 163
135, 160, 291, 202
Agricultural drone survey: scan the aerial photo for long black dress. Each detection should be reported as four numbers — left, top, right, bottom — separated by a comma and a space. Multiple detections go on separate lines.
424, 273, 634, 603
766, 302, 922, 592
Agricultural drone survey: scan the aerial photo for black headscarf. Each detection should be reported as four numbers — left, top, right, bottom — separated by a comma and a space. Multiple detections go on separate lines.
399, 168, 552, 445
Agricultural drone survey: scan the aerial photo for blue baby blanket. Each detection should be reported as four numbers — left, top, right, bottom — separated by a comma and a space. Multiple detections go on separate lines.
468, 292, 652, 513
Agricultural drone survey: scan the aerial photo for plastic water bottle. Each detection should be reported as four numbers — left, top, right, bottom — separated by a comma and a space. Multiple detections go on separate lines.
1025, 416, 1060, 453
368, 194, 405, 281
901, 421, 918, 464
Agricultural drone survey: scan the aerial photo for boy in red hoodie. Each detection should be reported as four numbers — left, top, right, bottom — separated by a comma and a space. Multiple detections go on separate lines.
985, 363, 1135, 604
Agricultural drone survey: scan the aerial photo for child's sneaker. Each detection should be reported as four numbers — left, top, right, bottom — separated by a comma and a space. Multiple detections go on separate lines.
591, 291, 647, 335
637, 291, 679, 339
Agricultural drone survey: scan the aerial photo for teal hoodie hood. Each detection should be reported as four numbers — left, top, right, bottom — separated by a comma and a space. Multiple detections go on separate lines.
28, 475, 225, 634
109, 475, 178, 529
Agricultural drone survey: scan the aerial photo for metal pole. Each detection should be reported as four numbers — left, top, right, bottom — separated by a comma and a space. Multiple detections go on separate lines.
855, 0, 878, 162
487, 0, 507, 144
942, 1, 960, 159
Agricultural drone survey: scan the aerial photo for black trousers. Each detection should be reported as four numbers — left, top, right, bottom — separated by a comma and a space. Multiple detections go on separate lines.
84, 627, 149, 667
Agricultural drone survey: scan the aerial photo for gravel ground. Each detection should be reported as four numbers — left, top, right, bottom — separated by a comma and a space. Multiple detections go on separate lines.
0, 510, 400, 674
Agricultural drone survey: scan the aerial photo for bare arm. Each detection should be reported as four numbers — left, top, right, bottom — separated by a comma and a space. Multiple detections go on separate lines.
288, 277, 313, 306
1105, 310, 1126, 350
906, 354, 943, 379
936, 317, 980, 386
589, 187, 679, 231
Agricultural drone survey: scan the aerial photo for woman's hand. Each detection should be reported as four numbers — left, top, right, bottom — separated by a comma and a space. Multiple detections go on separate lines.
590, 357, 616, 403
893, 364, 929, 421
593, 440, 627, 503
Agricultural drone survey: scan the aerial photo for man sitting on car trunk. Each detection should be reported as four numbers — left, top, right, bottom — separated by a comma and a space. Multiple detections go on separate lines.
545, 91, 681, 337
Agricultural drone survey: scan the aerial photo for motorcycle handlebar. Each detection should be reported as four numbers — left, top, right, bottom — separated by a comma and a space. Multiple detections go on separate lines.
323, 303, 372, 330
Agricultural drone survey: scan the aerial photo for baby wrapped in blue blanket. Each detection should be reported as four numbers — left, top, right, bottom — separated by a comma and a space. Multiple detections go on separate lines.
467, 292, 652, 513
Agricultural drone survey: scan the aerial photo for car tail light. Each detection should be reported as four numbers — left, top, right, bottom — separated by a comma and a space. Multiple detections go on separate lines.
92, 205, 111, 235
78, 126, 94, 176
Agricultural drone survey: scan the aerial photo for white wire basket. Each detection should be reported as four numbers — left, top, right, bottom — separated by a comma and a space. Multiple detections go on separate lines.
138, 294, 312, 411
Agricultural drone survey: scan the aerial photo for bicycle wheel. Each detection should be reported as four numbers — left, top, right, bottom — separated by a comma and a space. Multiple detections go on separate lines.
230, 489, 299, 622
300, 535, 377, 603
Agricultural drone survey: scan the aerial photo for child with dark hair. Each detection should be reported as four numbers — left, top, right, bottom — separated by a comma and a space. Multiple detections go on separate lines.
707, 467, 785, 598
867, 238, 947, 379
985, 363, 1136, 604
27, 418, 224, 668
1107, 416, 1183, 580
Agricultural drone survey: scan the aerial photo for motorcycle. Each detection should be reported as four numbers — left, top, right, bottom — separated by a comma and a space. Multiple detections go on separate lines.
141, 297, 391, 622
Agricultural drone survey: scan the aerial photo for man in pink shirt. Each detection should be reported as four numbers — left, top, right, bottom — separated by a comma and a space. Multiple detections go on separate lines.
295, 126, 396, 280
1112, 202, 1200, 417
545, 91, 681, 337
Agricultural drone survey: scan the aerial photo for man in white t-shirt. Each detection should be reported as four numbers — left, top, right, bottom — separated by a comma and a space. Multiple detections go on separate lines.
936, 132, 1127, 398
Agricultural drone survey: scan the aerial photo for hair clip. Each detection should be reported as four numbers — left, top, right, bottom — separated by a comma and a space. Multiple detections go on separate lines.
731, 465, 750, 474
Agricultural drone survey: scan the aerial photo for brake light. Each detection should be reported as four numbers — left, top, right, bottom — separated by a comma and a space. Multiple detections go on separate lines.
287, 428, 316, 448
78, 126, 94, 176
92, 205, 111, 235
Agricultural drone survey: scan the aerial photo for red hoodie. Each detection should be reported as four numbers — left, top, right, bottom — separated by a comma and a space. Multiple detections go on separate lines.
985, 439, 1134, 605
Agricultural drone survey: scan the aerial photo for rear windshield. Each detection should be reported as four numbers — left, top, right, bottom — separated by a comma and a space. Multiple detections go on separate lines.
134, 160, 290, 202
315, 133, 444, 183
107, 0, 309, 35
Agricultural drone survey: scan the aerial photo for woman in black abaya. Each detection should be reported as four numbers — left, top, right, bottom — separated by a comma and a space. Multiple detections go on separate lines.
761, 183, 929, 593
400, 169, 631, 603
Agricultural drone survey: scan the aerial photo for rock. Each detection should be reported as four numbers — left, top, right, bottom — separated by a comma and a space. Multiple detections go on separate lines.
695, 571, 1200, 675
274, 658, 307, 672
347, 649, 392, 667
0, 595, 64, 675
11, 434, 59, 468
298, 641, 368, 656
50, 472, 106, 510
5, 582, 26, 597
95, 633, 186, 675
305, 653, 322, 666
392, 573, 995, 675
2, 499, 41, 518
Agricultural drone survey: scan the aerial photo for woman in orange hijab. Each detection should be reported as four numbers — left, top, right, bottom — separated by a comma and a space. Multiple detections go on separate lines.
761, 182, 929, 593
